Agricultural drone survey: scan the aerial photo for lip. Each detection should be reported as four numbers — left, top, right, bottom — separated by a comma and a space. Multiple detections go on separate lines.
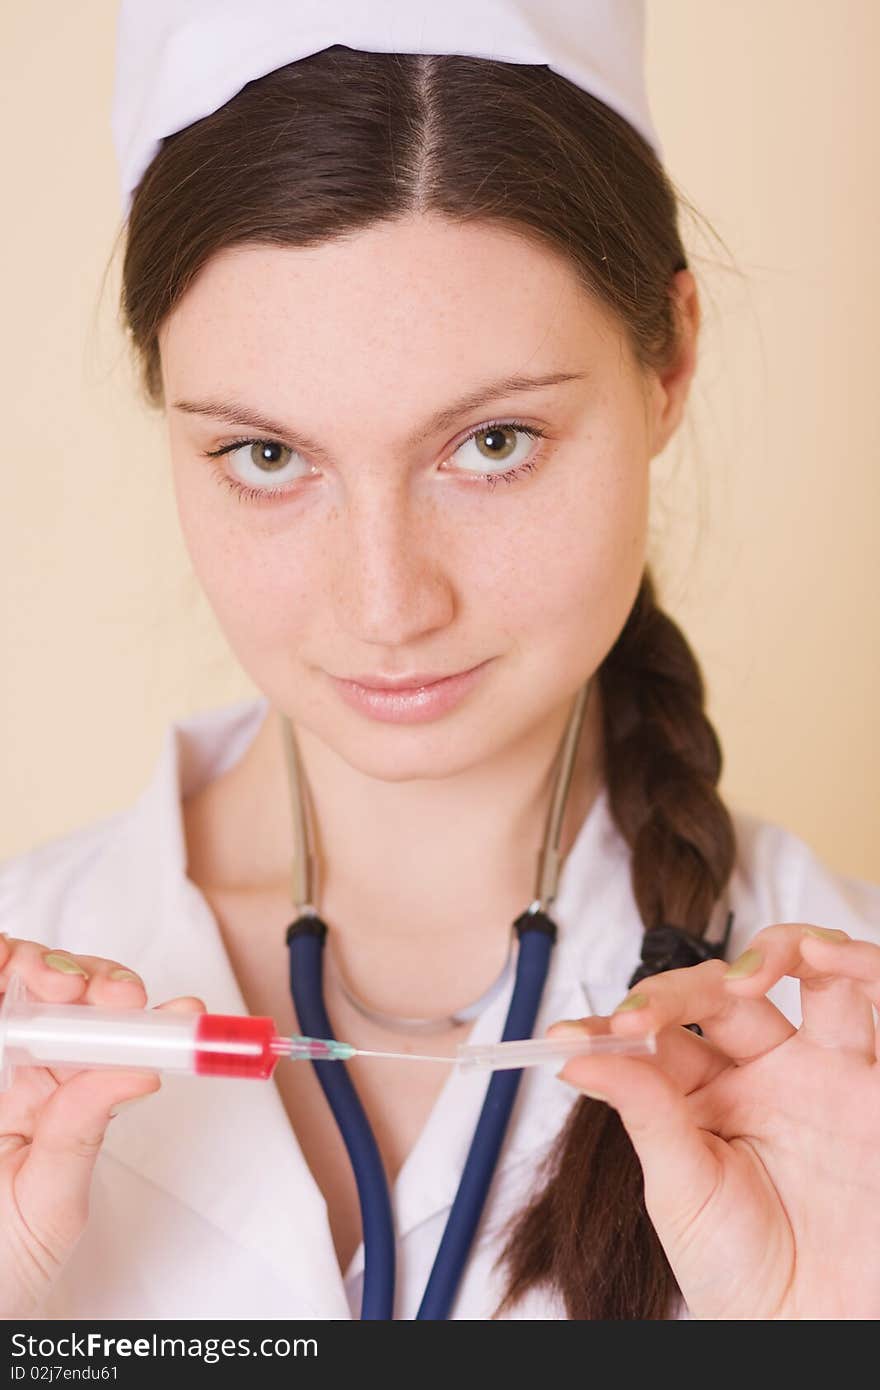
326, 659, 493, 724
341, 669, 472, 691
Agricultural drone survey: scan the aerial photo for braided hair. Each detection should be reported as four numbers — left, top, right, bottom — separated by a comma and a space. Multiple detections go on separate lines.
492, 568, 738, 1318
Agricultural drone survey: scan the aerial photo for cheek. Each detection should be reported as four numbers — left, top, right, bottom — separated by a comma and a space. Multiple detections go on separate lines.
481, 450, 649, 660
173, 472, 324, 656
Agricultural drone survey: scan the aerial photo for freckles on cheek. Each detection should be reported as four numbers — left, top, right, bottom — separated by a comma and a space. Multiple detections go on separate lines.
524, 533, 598, 635
496, 475, 642, 650
492, 492, 593, 626
187, 520, 318, 646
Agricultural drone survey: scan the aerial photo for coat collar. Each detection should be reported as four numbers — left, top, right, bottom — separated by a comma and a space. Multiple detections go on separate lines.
95, 697, 645, 1315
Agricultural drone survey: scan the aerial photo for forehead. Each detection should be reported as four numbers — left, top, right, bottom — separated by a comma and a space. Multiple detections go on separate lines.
159, 215, 622, 405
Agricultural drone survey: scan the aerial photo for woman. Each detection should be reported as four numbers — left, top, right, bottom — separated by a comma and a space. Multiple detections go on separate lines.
1, 31, 878, 1322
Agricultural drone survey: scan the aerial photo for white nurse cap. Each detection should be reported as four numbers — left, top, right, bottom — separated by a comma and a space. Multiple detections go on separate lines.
111, 0, 662, 219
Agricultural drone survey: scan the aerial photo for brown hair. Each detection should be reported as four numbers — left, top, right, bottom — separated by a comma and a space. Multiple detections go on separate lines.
117, 45, 738, 1318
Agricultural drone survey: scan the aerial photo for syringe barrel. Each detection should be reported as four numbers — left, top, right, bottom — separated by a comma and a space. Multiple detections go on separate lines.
4, 1001, 198, 1072
0, 974, 280, 1089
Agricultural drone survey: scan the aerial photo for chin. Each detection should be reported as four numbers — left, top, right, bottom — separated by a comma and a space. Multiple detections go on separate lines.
330, 721, 503, 783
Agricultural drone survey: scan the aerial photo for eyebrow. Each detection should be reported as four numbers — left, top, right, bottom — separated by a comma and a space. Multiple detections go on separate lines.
171, 370, 587, 456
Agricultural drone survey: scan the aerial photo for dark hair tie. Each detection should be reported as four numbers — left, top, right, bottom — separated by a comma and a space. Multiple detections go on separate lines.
627, 911, 735, 1036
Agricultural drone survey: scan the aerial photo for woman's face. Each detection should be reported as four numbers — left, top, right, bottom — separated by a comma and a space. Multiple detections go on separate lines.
159, 215, 685, 781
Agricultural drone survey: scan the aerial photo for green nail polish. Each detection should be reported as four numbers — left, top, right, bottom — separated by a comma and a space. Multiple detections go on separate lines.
109, 969, 140, 981
803, 926, 848, 942
613, 992, 648, 1013
723, 948, 763, 980
42, 952, 88, 977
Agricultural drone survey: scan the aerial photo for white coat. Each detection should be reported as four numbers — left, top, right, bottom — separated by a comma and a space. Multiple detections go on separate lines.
1, 696, 878, 1320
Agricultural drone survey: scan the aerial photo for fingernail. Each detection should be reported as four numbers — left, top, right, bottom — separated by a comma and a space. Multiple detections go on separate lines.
42, 952, 89, 977
803, 926, 848, 942
108, 969, 140, 982
109, 1096, 150, 1117
723, 948, 763, 980
546, 1019, 587, 1036
613, 992, 648, 1013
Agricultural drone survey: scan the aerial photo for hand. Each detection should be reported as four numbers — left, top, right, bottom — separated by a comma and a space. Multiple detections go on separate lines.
0, 933, 206, 1319
546, 922, 880, 1319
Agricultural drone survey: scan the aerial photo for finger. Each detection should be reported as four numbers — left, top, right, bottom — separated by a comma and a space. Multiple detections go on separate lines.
547, 1014, 733, 1095
151, 996, 207, 1014
67, 956, 149, 1003
556, 1051, 724, 1239
10, 1067, 162, 1254
0, 941, 150, 1009
0, 1066, 57, 1148
64, 959, 206, 1011
798, 933, 880, 1061
797, 933, 880, 1009
607, 958, 797, 1061
0, 940, 94, 1001
0, 941, 150, 1005
721, 923, 876, 1056
0, 941, 206, 1012
796, 932, 880, 1061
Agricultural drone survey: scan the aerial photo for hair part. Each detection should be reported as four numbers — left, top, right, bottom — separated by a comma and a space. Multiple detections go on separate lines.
118, 45, 737, 1318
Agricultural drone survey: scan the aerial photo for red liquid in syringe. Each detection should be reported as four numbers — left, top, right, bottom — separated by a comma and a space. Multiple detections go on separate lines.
193, 1013, 281, 1079
192, 1014, 349, 1077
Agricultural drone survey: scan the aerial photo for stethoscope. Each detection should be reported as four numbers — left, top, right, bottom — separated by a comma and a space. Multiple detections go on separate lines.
282, 676, 595, 1320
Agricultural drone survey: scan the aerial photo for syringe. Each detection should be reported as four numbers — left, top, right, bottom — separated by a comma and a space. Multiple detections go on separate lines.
0, 972, 655, 1090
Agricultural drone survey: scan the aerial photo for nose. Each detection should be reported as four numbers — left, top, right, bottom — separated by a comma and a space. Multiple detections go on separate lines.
331, 479, 455, 648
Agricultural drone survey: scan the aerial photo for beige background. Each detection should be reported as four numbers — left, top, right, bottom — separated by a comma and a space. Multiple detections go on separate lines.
1, 1, 877, 882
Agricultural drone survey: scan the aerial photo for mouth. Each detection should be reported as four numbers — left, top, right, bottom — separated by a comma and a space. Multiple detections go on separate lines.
335, 666, 482, 691
325, 659, 494, 724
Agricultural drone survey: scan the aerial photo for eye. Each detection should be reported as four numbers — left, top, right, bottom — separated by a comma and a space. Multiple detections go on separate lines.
202, 439, 311, 497
209, 442, 308, 492
447, 420, 547, 486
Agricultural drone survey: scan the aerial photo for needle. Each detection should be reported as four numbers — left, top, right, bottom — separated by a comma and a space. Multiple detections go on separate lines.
278, 1033, 656, 1070
350, 1047, 454, 1063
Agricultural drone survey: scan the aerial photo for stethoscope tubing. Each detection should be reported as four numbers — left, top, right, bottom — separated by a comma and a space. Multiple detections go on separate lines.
287, 908, 556, 1320
414, 912, 555, 1319
287, 918, 396, 1320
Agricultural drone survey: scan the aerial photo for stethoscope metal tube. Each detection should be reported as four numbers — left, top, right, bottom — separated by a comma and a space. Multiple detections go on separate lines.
281, 680, 592, 921
283, 676, 594, 1319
